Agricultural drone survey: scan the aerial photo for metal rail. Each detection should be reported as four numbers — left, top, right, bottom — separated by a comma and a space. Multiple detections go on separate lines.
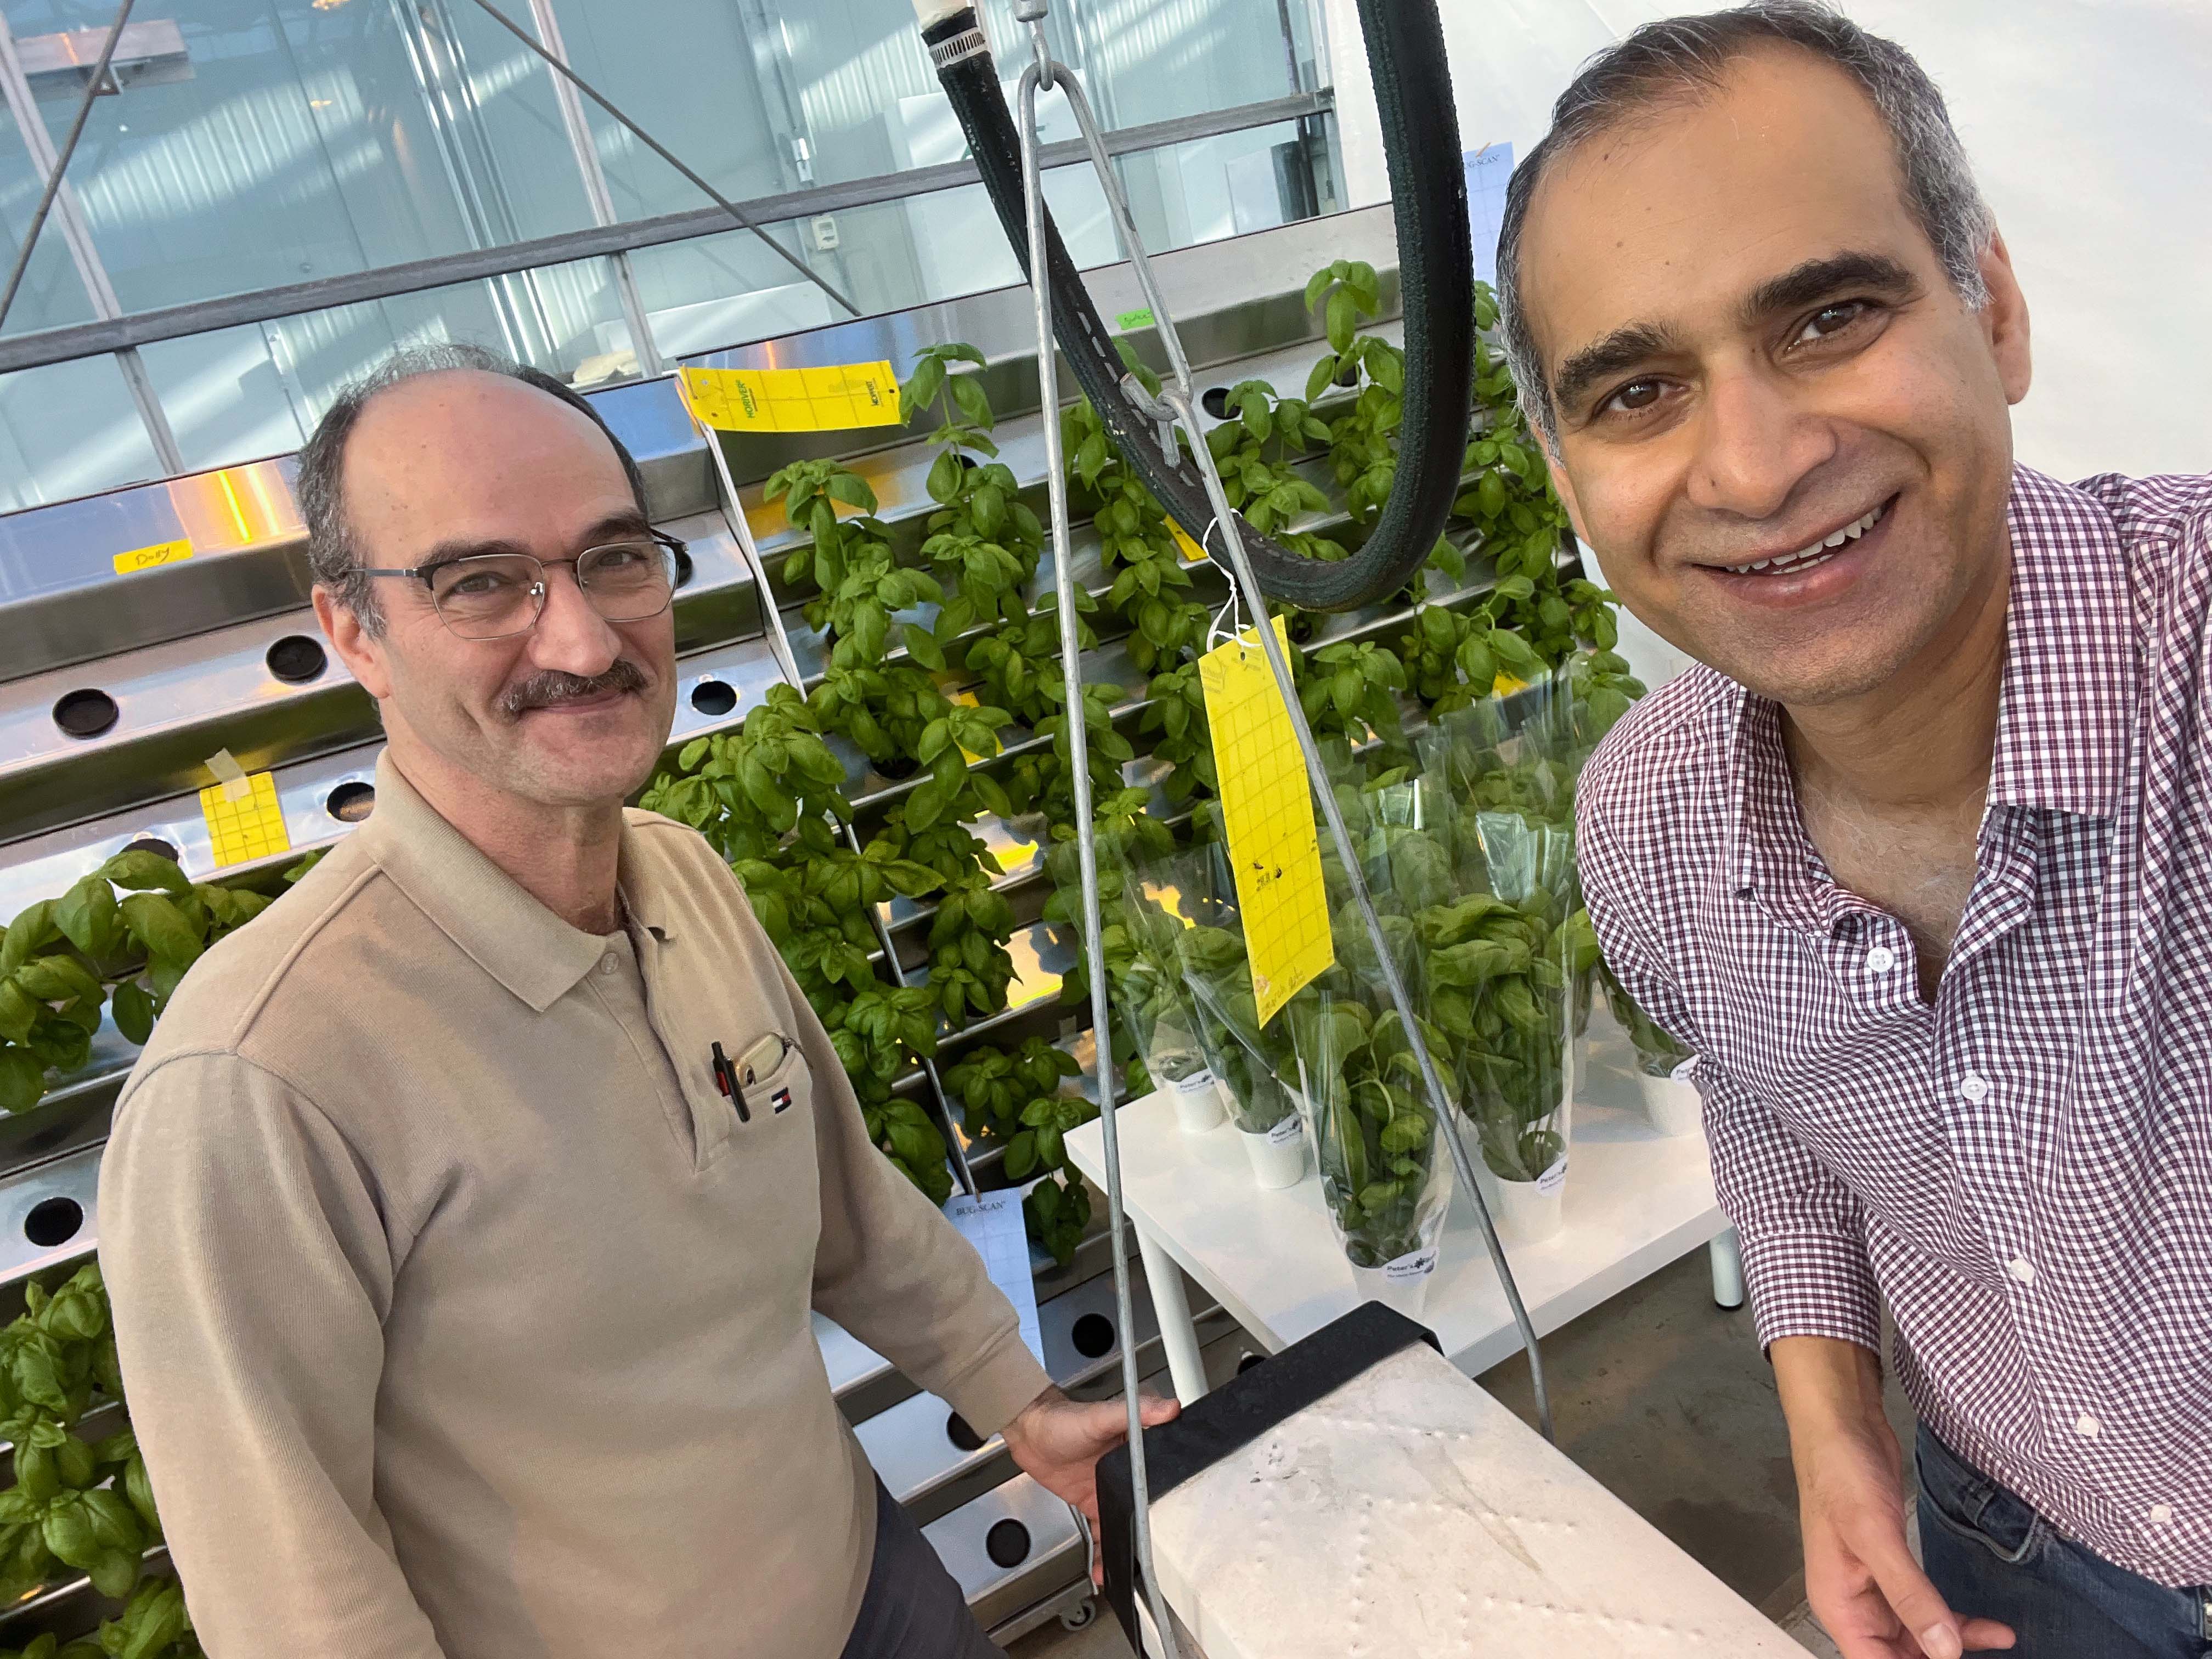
1009, 9, 1182, 1653
0, 0, 132, 336
0, 91, 1331, 379
461, 0, 860, 321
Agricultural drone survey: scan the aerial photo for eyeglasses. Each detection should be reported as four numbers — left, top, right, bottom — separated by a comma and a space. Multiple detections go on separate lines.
358, 531, 685, 641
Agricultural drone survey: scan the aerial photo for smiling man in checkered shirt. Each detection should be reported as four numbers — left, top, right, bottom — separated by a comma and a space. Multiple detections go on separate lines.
1494, 4, 2212, 1657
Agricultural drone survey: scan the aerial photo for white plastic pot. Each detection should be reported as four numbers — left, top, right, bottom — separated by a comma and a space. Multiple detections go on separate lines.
1351, 1246, 1437, 1319
1638, 1060, 1702, 1137
1476, 1156, 1567, 1246
1167, 1068, 1227, 1134
1240, 1114, 1308, 1189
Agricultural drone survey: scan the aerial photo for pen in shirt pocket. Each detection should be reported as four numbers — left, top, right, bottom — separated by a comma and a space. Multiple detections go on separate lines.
711, 1034, 794, 1122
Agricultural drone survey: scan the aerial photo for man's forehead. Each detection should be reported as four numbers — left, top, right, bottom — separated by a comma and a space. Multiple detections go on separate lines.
345, 371, 632, 527
1521, 47, 1929, 372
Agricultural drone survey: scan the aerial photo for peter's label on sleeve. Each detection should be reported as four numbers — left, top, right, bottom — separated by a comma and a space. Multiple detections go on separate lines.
1384, 1246, 1438, 1283
1170, 1069, 1217, 1096
1266, 1113, 1304, 1148
1536, 1157, 1569, 1197
1669, 1056, 1698, 1085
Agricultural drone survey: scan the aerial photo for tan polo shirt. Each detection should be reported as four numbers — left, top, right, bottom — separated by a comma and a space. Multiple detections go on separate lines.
99, 755, 1050, 1658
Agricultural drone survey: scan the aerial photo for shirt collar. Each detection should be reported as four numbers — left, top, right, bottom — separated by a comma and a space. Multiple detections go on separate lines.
1985, 466, 2136, 819
357, 753, 658, 1013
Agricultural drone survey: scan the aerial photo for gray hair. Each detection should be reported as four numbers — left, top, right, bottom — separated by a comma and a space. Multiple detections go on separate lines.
1496, 1, 1997, 448
297, 342, 646, 636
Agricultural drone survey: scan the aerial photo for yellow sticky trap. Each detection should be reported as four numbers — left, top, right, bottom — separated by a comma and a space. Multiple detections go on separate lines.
112, 538, 193, 575
1170, 522, 1208, 563
199, 770, 291, 868
1200, 616, 1334, 1025
677, 363, 901, 433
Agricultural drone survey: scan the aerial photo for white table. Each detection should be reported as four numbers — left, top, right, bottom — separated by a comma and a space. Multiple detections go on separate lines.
1065, 1005, 1741, 1401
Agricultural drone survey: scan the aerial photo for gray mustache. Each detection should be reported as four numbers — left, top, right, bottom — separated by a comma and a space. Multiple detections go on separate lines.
500, 659, 651, 717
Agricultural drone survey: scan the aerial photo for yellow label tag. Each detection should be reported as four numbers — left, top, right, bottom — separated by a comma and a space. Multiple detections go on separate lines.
1492, 671, 1528, 696
1200, 617, 1334, 1026
112, 538, 193, 575
677, 363, 901, 433
1170, 522, 1208, 563
199, 770, 291, 868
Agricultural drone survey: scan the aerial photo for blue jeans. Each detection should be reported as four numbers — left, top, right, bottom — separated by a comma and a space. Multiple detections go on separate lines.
1917, 1425, 2212, 1658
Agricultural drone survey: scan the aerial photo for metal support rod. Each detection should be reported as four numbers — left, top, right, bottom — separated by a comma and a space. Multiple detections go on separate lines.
0, 0, 133, 337
522, 0, 663, 377
1001, 19, 1554, 1442
0, 10, 185, 475
1014, 12, 1183, 1654
460, 0, 861, 319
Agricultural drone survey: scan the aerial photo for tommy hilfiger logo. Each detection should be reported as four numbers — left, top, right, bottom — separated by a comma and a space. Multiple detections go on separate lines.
770, 1087, 793, 1114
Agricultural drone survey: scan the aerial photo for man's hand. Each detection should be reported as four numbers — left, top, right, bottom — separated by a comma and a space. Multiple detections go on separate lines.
1775, 1338, 2015, 1659
1001, 1385, 1180, 1582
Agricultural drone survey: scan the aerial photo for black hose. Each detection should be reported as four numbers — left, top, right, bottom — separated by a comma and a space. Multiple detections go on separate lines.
923, 3, 1472, 612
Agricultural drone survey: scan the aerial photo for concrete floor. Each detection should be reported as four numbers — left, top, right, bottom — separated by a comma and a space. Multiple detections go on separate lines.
1009, 1245, 1916, 1657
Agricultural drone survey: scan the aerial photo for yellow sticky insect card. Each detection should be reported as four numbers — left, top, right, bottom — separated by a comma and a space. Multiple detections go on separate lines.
678, 363, 901, 433
1170, 522, 1208, 564
199, 770, 291, 868
1200, 616, 1334, 1025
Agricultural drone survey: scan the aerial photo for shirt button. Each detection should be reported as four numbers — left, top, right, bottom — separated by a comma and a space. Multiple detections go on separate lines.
1959, 1071, 1991, 1104
1865, 946, 1897, 973
2007, 1256, 2035, 1284
2149, 1504, 2175, 1526
2075, 1412, 2100, 1438
598, 953, 619, 976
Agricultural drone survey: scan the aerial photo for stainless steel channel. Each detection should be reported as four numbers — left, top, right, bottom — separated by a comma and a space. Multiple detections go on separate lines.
0, 376, 713, 684
0, 509, 757, 845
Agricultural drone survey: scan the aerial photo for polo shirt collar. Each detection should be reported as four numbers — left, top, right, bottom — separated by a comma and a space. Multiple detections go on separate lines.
1984, 466, 2136, 819
358, 753, 621, 1014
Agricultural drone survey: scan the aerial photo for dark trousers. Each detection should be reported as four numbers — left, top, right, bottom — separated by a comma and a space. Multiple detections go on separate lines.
839, 1477, 1001, 1659
1917, 1426, 2212, 1657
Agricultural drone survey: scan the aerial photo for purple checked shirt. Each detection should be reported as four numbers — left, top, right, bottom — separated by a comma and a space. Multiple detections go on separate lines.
1577, 465, 2212, 1585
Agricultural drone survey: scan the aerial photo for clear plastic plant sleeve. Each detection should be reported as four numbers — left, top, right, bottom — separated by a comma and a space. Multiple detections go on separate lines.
1150, 845, 1304, 1147
1110, 862, 1226, 1132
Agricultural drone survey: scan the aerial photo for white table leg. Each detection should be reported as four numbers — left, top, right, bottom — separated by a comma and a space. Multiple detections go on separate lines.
1709, 1228, 1746, 1310
1136, 1226, 1210, 1404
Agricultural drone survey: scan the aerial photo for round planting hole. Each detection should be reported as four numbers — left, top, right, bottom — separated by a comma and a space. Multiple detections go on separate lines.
673, 547, 695, 590
52, 688, 119, 739
120, 836, 177, 862
264, 634, 328, 684
24, 1197, 83, 1249
1236, 1350, 1267, 1375
1199, 385, 1232, 420
326, 781, 376, 822
985, 1519, 1032, 1569
945, 1412, 984, 1453
690, 678, 737, 717
1070, 1312, 1115, 1360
